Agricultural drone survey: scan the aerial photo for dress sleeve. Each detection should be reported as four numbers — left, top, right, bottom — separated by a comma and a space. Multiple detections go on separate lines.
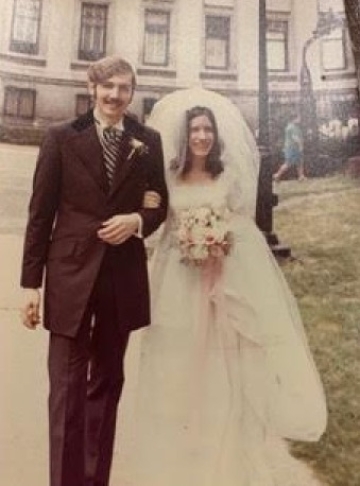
225, 169, 257, 219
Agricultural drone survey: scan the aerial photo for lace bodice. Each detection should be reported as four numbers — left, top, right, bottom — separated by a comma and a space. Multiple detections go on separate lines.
171, 177, 226, 212
168, 170, 245, 217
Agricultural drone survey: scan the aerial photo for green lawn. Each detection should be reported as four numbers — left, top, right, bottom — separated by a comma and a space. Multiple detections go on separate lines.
274, 175, 360, 486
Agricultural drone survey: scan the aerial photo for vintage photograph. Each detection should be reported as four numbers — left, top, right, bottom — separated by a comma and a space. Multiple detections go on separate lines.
0, 1, 359, 485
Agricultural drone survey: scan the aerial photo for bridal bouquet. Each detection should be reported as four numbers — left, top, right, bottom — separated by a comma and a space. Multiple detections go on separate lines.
176, 206, 232, 266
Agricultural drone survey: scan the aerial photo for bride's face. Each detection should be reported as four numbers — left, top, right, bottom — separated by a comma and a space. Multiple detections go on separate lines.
188, 115, 215, 162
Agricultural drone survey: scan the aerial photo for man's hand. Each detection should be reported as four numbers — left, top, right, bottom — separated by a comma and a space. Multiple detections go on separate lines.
97, 213, 140, 245
21, 288, 41, 330
143, 190, 161, 209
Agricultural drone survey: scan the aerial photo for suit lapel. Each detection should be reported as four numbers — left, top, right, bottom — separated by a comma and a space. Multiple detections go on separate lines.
108, 117, 143, 199
70, 123, 109, 194
69, 111, 146, 199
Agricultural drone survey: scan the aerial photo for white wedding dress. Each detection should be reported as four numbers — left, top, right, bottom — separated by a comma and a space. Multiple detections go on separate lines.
117, 169, 327, 486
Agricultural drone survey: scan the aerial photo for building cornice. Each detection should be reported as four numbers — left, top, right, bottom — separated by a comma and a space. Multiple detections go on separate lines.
137, 67, 177, 78
70, 62, 90, 72
268, 73, 298, 82
200, 71, 238, 81
0, 52, 47, 67
0, 70, 87, 88
320, 71, 357, 81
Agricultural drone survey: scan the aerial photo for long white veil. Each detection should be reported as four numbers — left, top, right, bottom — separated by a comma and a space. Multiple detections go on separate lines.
145, 88, 327, 443
147, 87, 260, 218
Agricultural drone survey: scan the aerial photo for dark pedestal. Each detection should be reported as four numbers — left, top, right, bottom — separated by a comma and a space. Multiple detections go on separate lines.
256, 147, 291, 259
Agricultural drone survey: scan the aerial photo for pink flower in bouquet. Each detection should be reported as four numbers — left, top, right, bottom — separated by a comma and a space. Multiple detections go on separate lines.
176, 206, 232, 266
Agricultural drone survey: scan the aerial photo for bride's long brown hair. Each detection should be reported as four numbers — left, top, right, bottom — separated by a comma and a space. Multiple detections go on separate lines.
171, 106, 224, 178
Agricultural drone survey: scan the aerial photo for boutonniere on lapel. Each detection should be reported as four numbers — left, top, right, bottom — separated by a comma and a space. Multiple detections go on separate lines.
127, 137, 149, 161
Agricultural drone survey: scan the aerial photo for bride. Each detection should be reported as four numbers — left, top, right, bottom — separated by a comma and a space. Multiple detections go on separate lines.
118, 91, 327, 486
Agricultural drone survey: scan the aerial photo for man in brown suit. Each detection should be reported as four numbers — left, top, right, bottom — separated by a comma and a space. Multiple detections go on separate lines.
20, 55, 168, 486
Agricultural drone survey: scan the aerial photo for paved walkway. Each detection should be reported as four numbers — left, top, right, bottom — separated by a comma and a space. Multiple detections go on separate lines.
0, 143, 326, 485
0, 233, 142, 486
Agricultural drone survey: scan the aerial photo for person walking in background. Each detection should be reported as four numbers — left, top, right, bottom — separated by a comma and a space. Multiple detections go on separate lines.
19, 55, 168, 486
273, 114, 306, 182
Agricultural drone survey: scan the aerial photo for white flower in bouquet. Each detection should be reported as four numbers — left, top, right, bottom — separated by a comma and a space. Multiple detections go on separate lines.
189, 244, 209, 261
206, 226, 225, 244
177, 225, 189, 242
179, 209, 195, 229
195, 206, 211, 224
191, 225, 207, 244
176, 206, 232, 266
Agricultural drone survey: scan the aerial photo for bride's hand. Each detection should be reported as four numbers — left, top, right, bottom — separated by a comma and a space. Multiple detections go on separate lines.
143, 190, 161, 209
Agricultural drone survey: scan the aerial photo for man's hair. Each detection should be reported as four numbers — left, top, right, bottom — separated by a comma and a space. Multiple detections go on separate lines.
87, 55, 136, 88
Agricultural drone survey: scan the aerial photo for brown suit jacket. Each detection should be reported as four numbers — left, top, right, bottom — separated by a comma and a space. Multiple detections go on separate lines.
21, 110, 168, 337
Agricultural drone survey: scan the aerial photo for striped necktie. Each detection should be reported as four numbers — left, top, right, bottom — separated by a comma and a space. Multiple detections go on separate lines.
102, 126, 123, 183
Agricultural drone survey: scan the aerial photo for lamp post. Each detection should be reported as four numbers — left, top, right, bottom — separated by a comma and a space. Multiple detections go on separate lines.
256, 0, 290, 257
299, 39, 319, 174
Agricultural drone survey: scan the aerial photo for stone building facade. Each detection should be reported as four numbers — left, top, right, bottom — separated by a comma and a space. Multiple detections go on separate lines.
0, 0, 357, 139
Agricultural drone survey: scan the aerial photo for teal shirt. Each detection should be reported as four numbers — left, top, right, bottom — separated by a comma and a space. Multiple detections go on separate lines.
283, 122, 303, 164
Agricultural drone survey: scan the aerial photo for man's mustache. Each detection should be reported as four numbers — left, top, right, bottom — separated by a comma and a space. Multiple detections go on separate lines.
104, 99, 122, 105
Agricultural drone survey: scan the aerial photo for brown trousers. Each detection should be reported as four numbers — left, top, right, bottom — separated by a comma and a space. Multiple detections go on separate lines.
48, 254, 130, 486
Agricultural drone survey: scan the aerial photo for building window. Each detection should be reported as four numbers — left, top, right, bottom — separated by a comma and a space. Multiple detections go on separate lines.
321, 26, 347, 71
10, 0, 42, 55
143, 10, 170, 66
266, 19, 289, 72
205, 15, 230, 70
76, 94, 92, 117
4, 87, 36, 119
78, 3, 108, 61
